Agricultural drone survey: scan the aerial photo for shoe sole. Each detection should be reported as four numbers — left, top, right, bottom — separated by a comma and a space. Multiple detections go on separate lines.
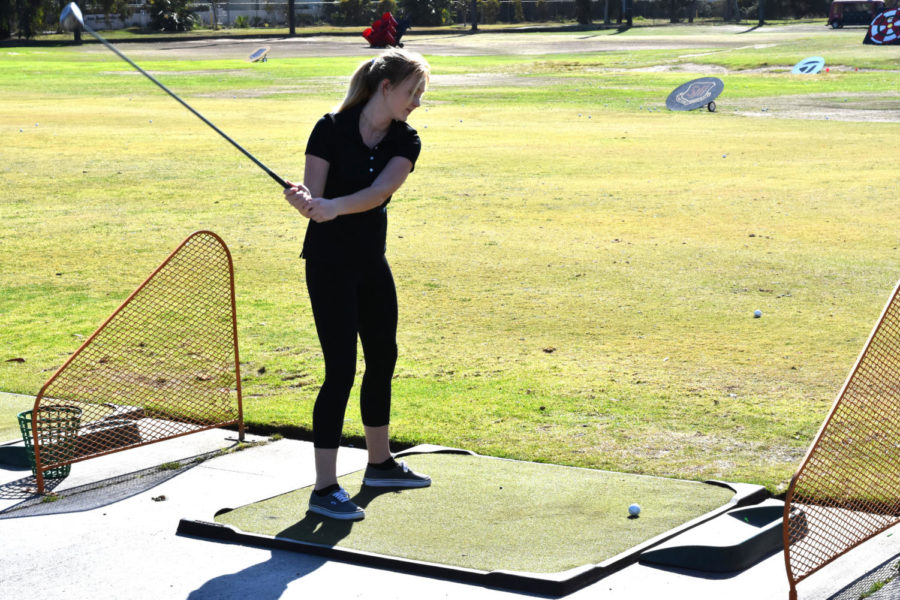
307, 504, 365, 521
362, 477, 432, 488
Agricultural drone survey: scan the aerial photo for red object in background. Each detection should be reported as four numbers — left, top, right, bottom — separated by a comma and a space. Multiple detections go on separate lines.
827, 0, 884, 28
362, 12, 403, 47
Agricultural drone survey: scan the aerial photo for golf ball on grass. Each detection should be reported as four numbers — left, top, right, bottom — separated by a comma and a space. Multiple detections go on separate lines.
628, 503, 641, 517
754, 309, 762, 318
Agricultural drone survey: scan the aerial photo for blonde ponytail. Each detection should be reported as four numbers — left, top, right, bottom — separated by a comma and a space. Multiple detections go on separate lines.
338, 48, 430, 113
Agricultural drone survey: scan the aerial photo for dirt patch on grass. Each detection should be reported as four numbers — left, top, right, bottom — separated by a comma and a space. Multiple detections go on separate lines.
430, 72, 563, 87
729, 91, 900, 123
113, 25, 807, 61
101, 69, 249, 77
195, 80, 345, 98
86, 26, 899, 123
630, 62, 730, 74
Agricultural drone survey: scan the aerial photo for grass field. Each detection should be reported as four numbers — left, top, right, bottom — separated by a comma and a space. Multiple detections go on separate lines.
0, 394, 33, 442
1, 23, 898, 491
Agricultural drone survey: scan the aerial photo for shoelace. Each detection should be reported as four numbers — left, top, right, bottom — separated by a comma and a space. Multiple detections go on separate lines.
399, 461, 409, 473
332, 489, 351, 503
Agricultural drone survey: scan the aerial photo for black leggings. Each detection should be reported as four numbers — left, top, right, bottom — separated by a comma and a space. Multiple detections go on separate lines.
305, 256, 398, 449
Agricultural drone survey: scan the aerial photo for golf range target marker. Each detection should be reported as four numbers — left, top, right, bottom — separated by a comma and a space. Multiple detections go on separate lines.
665, 77, 724, 112
791, 56, 826, 75
248, 47, 270, 62
868, 9, 900, 45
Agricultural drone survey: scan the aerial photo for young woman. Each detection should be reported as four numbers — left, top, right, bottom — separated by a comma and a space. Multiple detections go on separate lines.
283, 49, 431, 521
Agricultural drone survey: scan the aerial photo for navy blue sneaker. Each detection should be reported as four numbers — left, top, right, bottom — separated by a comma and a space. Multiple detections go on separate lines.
363, 460, 431, 488
308, 487, 365, 520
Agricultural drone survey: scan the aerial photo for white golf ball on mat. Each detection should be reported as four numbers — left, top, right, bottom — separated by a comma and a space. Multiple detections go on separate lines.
629, 503, 641, 517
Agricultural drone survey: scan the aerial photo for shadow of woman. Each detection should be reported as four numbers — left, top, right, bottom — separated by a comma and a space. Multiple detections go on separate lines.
188, 486, 405, 599
185, 551, 328, 600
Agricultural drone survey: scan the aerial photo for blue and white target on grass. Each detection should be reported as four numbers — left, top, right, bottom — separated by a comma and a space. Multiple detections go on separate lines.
868, 9, 900, 44
248, 47, 270, 62
665, 77, 724, 112
791, 56, 825, 75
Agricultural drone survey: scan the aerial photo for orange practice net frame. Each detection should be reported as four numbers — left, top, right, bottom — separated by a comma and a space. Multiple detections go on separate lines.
784, 280, 900, 599
30, 231, 244, 493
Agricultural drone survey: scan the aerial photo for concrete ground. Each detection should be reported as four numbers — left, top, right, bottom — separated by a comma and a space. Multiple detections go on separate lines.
1, 394, 898, 600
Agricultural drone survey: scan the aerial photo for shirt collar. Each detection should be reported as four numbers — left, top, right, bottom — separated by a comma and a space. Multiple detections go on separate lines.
335, 102, 403, 144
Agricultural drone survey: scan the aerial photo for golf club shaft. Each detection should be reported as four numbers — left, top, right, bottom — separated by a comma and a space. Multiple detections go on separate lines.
81, 24, 289, 189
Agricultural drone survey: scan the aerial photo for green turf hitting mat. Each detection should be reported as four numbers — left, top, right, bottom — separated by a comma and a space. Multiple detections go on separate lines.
216, 452, 733, 572
178, 447, 767, 596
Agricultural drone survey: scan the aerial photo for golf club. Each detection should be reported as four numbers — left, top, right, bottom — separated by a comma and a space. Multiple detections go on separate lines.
59, 2, 289, 189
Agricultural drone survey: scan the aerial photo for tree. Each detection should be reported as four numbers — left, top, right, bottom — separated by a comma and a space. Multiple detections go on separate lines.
478, 0, 499, 24
16, 0, 44, 39
398, 0, 453, 26
724, 0, 740, 21
621, 0, 632, 27
376, 0, 398, 15
95, 0, 132, 28
147, 0, 197, 31
512, 0, 523, 22
288, 0, 294, 33
330, 0, 370, 25
575, 0, 591, 24
668, 0, 691, 22
0, 0, 15, 38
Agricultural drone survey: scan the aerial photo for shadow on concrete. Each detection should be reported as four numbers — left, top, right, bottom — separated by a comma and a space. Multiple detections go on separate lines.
825, 552, 900, 600
186, 551, 328, 600
185, 488, 402, 600
0, 475, 64, 501
0, 446, 232, 519
639, 546, 784, 580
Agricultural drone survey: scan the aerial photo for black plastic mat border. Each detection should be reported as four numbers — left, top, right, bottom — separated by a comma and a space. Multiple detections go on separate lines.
177, 446, 769, 597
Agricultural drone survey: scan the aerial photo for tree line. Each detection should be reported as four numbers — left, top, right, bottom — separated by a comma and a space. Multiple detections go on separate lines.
2, 0, 845, 40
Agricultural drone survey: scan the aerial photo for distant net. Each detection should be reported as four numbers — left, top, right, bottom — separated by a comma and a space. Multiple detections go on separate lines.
784, 281, 900, 600
29, 231, 243, 492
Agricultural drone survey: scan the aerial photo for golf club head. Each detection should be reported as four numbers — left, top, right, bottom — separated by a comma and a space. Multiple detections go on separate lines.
60, 2, 84, 32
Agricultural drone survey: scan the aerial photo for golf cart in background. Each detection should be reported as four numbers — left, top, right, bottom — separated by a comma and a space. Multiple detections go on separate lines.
827, 0, 884, 27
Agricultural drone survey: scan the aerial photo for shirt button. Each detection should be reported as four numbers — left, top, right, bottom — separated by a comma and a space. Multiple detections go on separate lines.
370, 156, 374, 160
369, 168, 374, 172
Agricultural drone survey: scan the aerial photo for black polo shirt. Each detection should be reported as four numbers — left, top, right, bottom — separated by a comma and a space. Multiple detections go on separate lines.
302, 103, 421, 264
